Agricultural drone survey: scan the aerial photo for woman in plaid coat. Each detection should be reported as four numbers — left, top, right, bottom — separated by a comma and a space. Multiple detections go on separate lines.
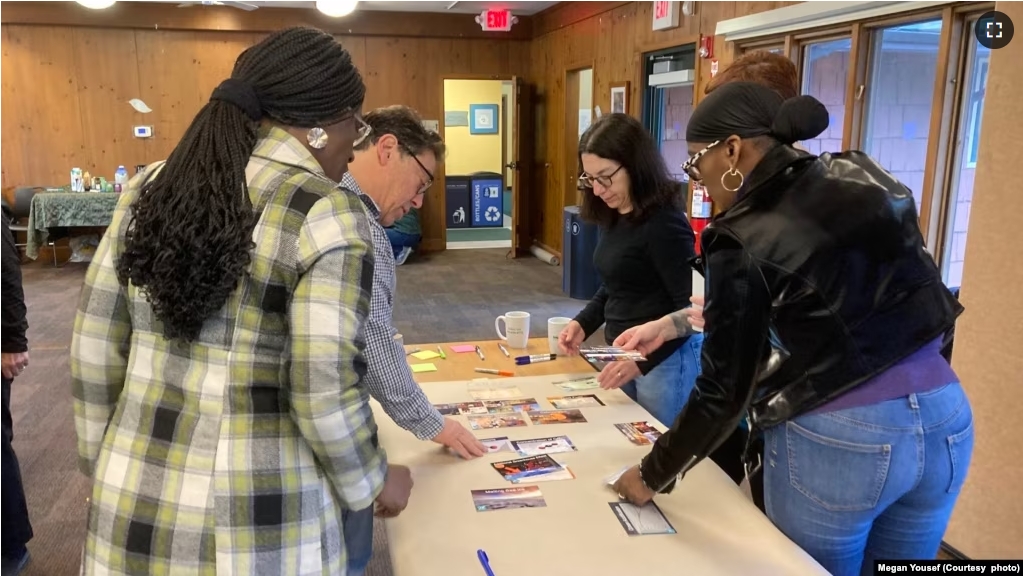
70, 27, 411, 575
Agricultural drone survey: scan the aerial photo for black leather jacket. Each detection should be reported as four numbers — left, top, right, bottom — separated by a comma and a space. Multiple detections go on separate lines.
640, 145, 963, 492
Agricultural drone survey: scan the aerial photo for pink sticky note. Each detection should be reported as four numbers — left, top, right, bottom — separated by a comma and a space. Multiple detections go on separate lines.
451, 345, 477, 353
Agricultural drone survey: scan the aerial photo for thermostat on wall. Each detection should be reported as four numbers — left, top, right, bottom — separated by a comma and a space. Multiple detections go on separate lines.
133, 126, 153, 138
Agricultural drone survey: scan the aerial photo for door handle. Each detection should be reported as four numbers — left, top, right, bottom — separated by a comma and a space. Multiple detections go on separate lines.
505, 161, 519, 170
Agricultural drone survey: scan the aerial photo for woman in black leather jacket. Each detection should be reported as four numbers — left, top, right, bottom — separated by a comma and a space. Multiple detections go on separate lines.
612, 82, 972, 576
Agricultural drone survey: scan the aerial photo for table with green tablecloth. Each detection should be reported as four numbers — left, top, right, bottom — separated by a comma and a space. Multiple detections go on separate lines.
26, 192, 121, 260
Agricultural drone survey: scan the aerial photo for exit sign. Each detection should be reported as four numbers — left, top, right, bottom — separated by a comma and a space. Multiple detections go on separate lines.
477, 8, 515, 32
652, 1, 680, 31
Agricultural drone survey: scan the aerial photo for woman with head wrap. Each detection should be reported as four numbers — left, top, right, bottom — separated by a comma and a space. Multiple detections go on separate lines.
613, 82, 970, 575
70, 27, 413, 574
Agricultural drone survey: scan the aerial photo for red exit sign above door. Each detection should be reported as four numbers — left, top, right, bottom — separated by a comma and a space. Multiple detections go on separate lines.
476, 8, 517, 32
652, 1, 680, 31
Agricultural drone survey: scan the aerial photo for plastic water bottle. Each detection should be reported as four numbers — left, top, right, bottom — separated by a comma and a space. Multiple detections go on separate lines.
114, 166, 128, 193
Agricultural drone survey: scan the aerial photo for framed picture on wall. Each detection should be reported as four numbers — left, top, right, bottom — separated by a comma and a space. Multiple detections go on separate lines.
469, 104, 499, 134
610, 82, 630, 115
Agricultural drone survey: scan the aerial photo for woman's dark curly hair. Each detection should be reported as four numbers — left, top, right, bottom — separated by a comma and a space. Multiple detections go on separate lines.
578, 113, 684, 228
116, 27, 366, 342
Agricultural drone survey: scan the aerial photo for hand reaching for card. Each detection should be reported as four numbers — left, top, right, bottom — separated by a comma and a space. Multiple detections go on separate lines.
433, 417, 487, 459
596, 360, 641, 390
612, 465, 655, 506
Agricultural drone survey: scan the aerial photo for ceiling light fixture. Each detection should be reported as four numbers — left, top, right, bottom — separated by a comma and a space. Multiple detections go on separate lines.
316, 0, 359, 18
76, 0, 117, 8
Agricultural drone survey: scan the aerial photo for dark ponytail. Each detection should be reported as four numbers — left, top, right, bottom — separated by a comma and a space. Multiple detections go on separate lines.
117, 27, 366, 342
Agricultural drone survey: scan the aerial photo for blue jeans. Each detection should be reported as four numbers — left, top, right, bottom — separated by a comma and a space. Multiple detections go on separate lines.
341, 506, 374, 576
763, 383, 974, 576
384, 229, 421, 260
621, 333, 703, 426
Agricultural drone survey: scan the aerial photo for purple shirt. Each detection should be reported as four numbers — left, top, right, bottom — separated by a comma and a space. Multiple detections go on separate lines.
810, 337, 957, 414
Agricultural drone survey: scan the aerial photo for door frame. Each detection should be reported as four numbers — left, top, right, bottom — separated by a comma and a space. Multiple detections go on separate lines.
562, 61, 595, 213
439, 74, 536, 257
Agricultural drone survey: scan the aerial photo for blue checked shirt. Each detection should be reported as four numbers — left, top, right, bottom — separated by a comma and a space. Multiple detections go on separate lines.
341, 173, 445, 440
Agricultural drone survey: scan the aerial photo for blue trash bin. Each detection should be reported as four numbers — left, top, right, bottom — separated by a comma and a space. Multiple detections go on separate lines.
470, 172, 504, 228
562, 206, 602, 300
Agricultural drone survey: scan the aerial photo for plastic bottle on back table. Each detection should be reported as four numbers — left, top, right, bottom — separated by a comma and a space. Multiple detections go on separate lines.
114, 165, 128, 193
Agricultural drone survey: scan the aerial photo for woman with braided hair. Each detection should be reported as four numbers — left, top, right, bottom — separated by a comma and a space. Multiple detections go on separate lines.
71, 27, 412, 574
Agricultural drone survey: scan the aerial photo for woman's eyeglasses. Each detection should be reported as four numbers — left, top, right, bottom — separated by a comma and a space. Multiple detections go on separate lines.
682, 140, 720, 183
578, 164, 624, 189
353, 115, 373, 148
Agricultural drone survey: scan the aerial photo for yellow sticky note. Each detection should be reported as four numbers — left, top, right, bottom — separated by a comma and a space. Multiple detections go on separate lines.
411, 350, 441, 360
410, 363, 438, 373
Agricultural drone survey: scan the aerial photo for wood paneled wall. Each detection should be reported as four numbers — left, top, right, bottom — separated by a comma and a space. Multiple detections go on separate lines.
1, 3, 529, 252
527, 1, 796, 255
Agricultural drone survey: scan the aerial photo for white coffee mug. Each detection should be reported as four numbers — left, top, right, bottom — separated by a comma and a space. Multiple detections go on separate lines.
495, 311, 531, 349
547, 317, 572, 354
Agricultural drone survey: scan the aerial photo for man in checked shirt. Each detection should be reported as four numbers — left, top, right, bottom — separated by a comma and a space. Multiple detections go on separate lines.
340, 105, 487, 575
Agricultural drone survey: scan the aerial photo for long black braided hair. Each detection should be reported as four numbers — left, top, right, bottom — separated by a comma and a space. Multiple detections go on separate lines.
117, 27, 366, 342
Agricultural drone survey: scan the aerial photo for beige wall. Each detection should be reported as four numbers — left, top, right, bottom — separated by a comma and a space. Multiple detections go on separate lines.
944, 0, 1023, 559
443, 79, 505, 176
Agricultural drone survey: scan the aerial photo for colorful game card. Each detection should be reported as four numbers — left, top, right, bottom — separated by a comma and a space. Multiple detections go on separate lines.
491, 454, 563, 482
614, 422, 663, 445
467, 414, 528, 430
521, 467, 575, 483
433, 401, 487, 416
512, 435, 577, 456
471, 486, 547, 512
580, 346, 648, 362
479, 436, 514, 453
528, 409, 588, 425
552, 377, 600, 392
548, 394, 605, 409
485, 398, 540, 413
608, 501, 676, 536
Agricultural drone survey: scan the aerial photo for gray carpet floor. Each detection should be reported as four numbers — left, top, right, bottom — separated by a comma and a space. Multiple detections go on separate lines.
8, 248, 602, 576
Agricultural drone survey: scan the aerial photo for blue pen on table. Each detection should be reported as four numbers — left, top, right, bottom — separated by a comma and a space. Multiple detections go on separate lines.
514, 353, 557, 365
477, 549, 496, 576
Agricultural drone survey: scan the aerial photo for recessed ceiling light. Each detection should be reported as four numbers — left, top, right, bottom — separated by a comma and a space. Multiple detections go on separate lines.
77, 0, 117, 8
316, 0, 359, 18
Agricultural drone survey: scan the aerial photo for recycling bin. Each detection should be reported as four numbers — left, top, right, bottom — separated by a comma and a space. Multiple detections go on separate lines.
470, 171, 504, 228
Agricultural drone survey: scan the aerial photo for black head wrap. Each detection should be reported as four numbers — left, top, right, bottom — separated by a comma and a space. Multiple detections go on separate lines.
685, 81, 830, 145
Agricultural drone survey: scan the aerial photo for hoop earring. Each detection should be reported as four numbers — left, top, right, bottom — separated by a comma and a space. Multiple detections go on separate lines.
721, 167, 744, 192
307, 127, 329, 149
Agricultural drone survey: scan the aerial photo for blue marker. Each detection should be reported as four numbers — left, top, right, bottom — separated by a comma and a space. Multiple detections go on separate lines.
477, 549, 496, 576
514, 353, 557, 365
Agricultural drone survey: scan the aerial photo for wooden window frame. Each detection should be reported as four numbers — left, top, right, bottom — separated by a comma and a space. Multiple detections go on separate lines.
731, 2, 993, 263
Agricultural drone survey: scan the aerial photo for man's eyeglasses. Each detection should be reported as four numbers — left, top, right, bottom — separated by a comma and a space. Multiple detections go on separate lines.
401, 143, 434, 196
578, 164, 624, 189
682, 140, 720, 183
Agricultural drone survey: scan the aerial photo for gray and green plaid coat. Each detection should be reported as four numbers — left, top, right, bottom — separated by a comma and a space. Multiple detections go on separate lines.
71, 126, 387, 575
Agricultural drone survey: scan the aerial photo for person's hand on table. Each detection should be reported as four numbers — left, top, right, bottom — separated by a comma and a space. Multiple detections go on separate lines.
557, 320, 585, 356
686, 295, 705, 330
375, 464, 414, 518
613, 465, 656, 506
1, 351, 29, 379
433, 417, 487, 459
596, 359, 641, 390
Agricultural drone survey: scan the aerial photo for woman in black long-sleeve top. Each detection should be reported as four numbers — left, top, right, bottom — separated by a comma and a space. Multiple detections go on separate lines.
557, 113, 703, 427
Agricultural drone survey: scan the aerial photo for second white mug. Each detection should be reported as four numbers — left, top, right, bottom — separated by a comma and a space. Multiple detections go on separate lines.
495, 311, 531, 349
547, 317, 572, 354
